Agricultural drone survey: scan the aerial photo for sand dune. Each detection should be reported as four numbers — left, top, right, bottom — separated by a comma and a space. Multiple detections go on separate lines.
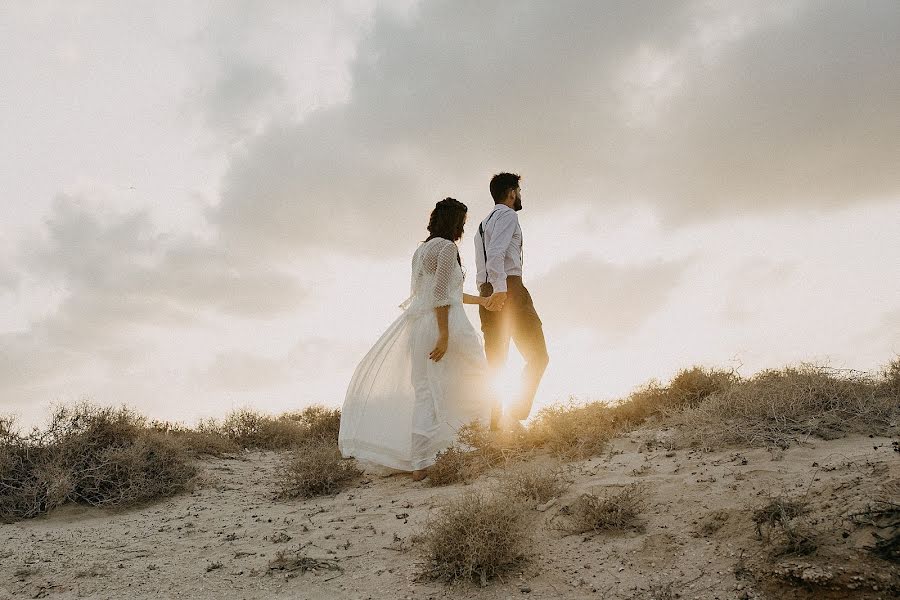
2, 429, 897, 600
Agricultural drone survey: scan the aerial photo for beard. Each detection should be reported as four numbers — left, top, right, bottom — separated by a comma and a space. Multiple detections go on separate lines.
513, 197, 522, 211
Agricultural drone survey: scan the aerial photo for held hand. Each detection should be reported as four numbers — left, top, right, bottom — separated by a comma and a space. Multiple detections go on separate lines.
485, 291, 507, 312
429, 334, 449, 362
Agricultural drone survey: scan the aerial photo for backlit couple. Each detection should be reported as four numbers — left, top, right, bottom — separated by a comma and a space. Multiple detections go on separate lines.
338, 173, 549, 481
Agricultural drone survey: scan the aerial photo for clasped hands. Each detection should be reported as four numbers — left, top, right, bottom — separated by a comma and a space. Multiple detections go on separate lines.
482, 291, 507, 312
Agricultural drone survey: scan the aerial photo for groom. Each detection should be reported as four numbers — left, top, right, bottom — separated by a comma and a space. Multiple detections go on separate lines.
476, 172, 549, 429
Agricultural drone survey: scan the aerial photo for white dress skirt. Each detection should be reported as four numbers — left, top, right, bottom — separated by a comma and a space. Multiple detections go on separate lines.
339, 237, 493, 471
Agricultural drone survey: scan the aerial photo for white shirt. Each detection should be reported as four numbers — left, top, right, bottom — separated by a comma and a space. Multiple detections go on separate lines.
474, 204, 523, 293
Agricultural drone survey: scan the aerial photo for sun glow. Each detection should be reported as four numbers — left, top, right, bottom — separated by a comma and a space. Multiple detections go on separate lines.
489, 351, 526, 415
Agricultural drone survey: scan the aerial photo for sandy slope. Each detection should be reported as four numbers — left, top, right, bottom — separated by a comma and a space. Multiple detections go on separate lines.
2, 430, 897, 600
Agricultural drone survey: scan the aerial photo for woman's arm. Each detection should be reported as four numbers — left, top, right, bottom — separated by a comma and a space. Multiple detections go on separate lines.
429, 305, 450, 362
463, 293, 485, 306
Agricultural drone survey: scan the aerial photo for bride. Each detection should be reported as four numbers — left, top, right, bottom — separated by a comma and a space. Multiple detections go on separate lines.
339, 197, 497, 481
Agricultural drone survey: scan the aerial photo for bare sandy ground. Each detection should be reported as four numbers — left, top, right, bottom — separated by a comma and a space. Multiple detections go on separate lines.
2, 430, 897, 600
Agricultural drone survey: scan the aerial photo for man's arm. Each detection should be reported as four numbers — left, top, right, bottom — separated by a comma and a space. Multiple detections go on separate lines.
485, 211, 517, 293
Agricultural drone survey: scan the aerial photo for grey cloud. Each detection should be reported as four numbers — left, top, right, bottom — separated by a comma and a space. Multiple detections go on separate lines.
208, 0, 899, 259
631, 1, 900, 222
188, 59, 287, 138
210, 2, 687, 256
197, 338, 363, 392
2, 196, 306, 392
532, 254, 689, 339
0, 263, 19, 291
27, 196, 305, 320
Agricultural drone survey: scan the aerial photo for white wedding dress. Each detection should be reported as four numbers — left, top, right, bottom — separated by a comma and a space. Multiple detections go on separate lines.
339, 237, 493, 471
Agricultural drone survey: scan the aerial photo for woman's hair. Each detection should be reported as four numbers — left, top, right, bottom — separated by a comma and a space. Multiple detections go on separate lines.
426, 197, 467, 243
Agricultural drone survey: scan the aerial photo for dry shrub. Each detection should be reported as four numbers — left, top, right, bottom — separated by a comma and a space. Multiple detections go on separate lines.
268, 550, 341, 575
421, 490, 530, 585
428, 422, 522, 487
850, 499, 900, 563
282, 405, 342, 442
523, 367, 735, 459
880, 356, 900, 398
427, 445, 480, 486
500, 463, 570, 505
217, 406, 342, 450
616, 367, 736, 425
525, 399, 614, 459
753, 495, 818, 557
1, 404, 196, 522
150, 420, 238, 457
673, 365, 899, 449
278, 438, 361, 499
219, 409, 306, 450
559, 484, 646, 533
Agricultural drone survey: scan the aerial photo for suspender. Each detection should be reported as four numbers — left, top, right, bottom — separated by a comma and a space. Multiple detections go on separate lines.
478, 208, 502, 286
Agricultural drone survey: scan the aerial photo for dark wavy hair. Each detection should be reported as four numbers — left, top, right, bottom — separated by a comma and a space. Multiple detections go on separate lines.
490, 172, 521, 203
425, 197, 466, 266
426, 197, 467, 242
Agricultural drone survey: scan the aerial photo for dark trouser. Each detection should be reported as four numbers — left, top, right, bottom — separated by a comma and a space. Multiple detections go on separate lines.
479, 276, 549, 425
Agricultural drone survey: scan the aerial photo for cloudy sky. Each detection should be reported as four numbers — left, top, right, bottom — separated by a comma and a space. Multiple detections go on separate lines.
2, 1, 898, 427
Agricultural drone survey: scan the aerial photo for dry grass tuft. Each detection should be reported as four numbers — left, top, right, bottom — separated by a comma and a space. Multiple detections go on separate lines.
500, 463, 570, 505
278, 438, 361, 499
427, 422, 524, 486
0, 404, 196, 522
558, 484, 646, 533
268, 550, 342, 575
204, 405, 342, 451
673, 365, 899, 449
523, 367, 736, 459
427, 445, 479, 487
152, 405, 341, 454
850, 499, 900, 563
753, 495, 818, 557
880, 356, 900, 398
616, 367, 737, 426
218, 409, 307, 450
525, 400, 614, 459
421, 490, 530, 585
150, 420, 239, 457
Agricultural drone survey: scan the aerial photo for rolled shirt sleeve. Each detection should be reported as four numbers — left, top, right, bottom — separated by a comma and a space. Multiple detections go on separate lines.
485, 210, 517, 293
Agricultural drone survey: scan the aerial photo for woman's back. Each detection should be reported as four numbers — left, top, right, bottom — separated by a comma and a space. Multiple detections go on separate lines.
411, 237, 463, 308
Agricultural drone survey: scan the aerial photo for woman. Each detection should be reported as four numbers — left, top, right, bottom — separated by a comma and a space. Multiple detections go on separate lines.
339, 198, 496, 480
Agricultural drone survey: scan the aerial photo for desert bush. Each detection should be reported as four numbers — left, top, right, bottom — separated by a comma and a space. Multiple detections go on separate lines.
558, 484, 646, 533
216, 406, 342, 450
524, 399, 614, 459
616, 367, 736, 425
880, 356, 900, 398
218, 409, 306, 450
427, 445, 479, 486
150, 420, 238, 457
753, 495, 818, 557
522, 367, 735, 459
427, 421, 524, 487
268, 549, 342, 575
500, 462, 570, 505
421, 490, 530, 585
673, 365, 899, 449
849, 495, 900, 563
278, 438, 361, 499
0, 404, 196, 522
281, 405, 342, 442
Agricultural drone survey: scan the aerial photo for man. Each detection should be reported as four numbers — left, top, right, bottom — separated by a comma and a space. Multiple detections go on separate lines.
475, 172, 549, 429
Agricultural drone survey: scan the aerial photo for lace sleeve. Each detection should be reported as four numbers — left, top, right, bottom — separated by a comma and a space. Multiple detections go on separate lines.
432, 240, 459, 308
